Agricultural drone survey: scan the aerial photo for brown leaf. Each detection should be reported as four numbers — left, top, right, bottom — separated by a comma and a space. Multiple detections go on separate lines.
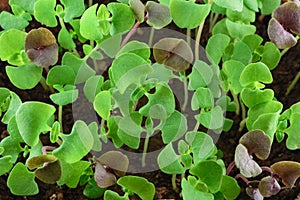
271, 161, 300, 188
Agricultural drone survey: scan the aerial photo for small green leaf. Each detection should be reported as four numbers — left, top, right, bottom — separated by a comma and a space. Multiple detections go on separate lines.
285, 113, 300, 150
34, 0, 57, 27
84, 75, 104, 103
242, 34, 263, 52
170, 0, 211, 29
206, 34, 230, 65
181, 178, 214, 200
116, 41, 150, 62
220, 175, 241, 200
53, 120, 94, 163
146, 1, 172, 29
0, 11, 29, 30
0, 156, 13, 176
2, 92, 22, 124
108, 3, 135, 35
231, 41, 252, 65
139, 83, 175, 117
99, 34, 122, 58
157, 143, 185, 174
0, 136, 22, 163
241, 88, 274, 108
0, 29, 26, 65
244, 0, 258, 12
6, 64, 43, 90
104, 190, 129, 200
191, 87, 214, 110
58, 160, 90, 188
9, 0, 38, 14
261, 42, 280, 70
60, 0, 85, 22
50, 121, 60, 143
226, 5, 255, 23
46, 65, 76, 86
188, 60, 213, 90
148, 63, 174, 83
50, 89, 78, 106
83, 178, 106, 199
213, 0, 243, 11
261, 0, 280, 15
190, 160, 223, 193
58, 27, 76, 50
225, 19, 256, 39
94, 91, 112, 120
80, 4, 103, 40
197, 106, 224, 130
117, 176, 155, 200
129, 0, 145, 22
7, 163, 39, 195
223, 60, 246, 94
16, 102, 55, 146
240, 62, 273, 87
161, 110, 187, 143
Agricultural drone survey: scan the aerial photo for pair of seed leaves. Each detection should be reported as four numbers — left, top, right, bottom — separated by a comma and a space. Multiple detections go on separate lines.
235, 130, 300, 198
268, 0, 300, 49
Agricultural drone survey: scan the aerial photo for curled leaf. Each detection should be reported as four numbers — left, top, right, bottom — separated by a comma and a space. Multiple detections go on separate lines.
234, 144, 262, 178
239, 130, 271, 160
94, 163, 117, 188
153, 38, 193, 72
246, 181, 264, 200
129, 0, 145, 22
145, 1, 172, 29
258, 176, 281, 197
25, 27, 58, 67
271, 161, 300, 188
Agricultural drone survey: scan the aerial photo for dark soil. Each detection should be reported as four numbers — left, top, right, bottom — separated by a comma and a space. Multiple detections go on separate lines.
1, 1, 300, 200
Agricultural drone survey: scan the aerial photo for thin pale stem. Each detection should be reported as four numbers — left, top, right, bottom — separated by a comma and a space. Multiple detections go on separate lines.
193, 121, 200, 132
261, 166, 272, 173
40, 76, 55, 93
58, 105, 63, 132
142, 134, 150, 167
226, 161, 235, 175
172, 174, 177, 190
186, 29, 191, 47
231, 92, 240, 115
195, 22, 204, 61
285, 71, 300, 96
235, 174, 249, 184
280, 47, 290, 57
209, 13, 219, 33
42, 146, 56, 155
148, 27, 155, 47
182, 75, 189, 112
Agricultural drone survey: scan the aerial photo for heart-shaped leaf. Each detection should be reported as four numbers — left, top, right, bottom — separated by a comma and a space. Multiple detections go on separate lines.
94, 163, 117, 188
34, 0, 57, 27
234, 143, 262, 178
60, 0, 85, 22
145, 1, 171, 29
271, 161, 300, 188
239, 130, 271, 160
0, 156, 13, 176
96, 151, 129, 176
129, 0, 145, 22
153, 38, 193, 72
80, 4, 103, 40
25, 27, 58, 68
258, 176, 281, 197
16, 102, 55, 146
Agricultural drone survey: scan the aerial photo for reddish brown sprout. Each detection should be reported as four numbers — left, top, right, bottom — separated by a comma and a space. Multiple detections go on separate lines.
271, 161, 300, 188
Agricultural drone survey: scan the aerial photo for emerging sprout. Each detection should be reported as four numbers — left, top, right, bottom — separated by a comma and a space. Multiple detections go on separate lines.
246, 181, 264, 200
25, 27, 58, 68
153, 38, 193, 72
258, 176, 281, 197
271, 161, 300, 188
268, 0, 300, 49
94, 151, 129, 188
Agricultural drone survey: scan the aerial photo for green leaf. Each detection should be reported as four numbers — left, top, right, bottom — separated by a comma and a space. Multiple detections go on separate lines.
94, 91, 112, 120
285, 113, 300, 150
170, 0, 211, 29
16, 102, 55, 146
206, 34, 230, 65
9, 0, 38, 14
0, 136, 22, 163
231, 41, 252, 65
80, 4, 103, 40
117, 113, 143, 149
84, 75, 104, 102
181, 178, 214, 200
226, 5, 255, 23
190, 160, 223, 193
0, 156, 13, 176
34, 0, 57, 27
213, 0, 243, 11
148, 63, 174, 83
50, 89, 79, 106
46, 65, 76, 86
6, 64, 42, 90
240, 62, 273, 87
108, 3, 135, 35
50, 121, 60, 143
252, 113, 279, 140
244, 0, 258, 12
110, 53, 152, 93
58, 27, 76, 50
145, 1, 172, 29
99, 34, 122, 58
241, 88, 274, 108
60, 0, 85, 22
188, 60, 213, 90
185, 132, 216, 164
191, 87, 214, 110
220, 175, 240, 200
197, 106, 224, 130
129, 0, 145, 22
242, 34, 263, 52
53, 120, 94, 163
223, 60, 246, 94
57, 160, 90, 188
161, 110, 187, 143
83, 178, 106, 199
157, 143, 185, 174
117, 176, 155, 200
104, 190, 129, 200
7, 116, 24, 143
0, 29, 26, 65
88, 122, 102, 152
0, 11, 29, 30
261, 42, 280, 70
107, 117, 123, 148
225, 19, 256, 39
260, 0, 280, 15
2, 92, 22, 124
7, 163, 39, 195
139, 83, 175, 117
116, 41, 150, 62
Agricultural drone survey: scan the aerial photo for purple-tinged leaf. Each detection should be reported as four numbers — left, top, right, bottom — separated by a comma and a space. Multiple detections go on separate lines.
258, 176, 281, 197
271, 161, 300, 188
